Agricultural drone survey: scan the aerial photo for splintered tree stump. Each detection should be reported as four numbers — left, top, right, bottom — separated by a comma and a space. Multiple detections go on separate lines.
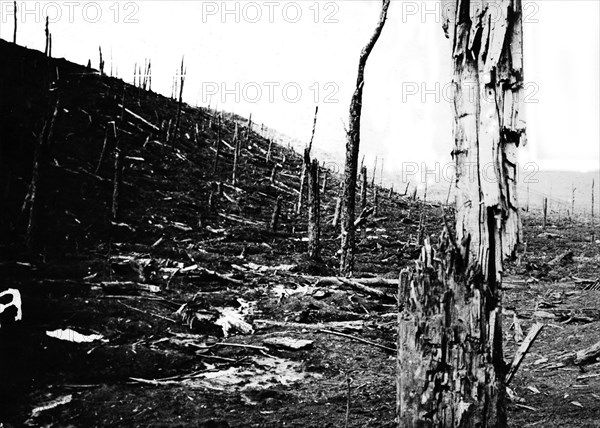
398, 233, 505, 427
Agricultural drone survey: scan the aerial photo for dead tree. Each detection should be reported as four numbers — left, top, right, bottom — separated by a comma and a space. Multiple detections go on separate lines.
543, 197, 548, 228
297, 106, 319, 214
321, 171, 328, 193
397, 1, 526, 426
371, 156, 378, 188
13, 1, 17, 44
170, 57, 186, 146
307, 158, 321, 260
340, 0, 390, 276
245, 114, 253, 141
232, 130, 241, 185
266, 138, 273, 164
98, 46, 105, 75
270, 196, 283, 231
373, 185, 379, 216
44, 16, 50, 56
360, 166, 368, 212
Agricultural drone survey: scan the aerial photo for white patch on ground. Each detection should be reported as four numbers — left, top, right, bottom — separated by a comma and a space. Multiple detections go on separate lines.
46, 329, 105, 343
185, 356, 319, 391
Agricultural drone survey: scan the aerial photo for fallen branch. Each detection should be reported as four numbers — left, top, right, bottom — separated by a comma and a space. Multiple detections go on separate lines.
118, 104, 160, 131
254, 319, 363, 332
318, 329, 395, 354
574, 340, 600, 365
118, 301, 177, 323
505, 322, 544, 385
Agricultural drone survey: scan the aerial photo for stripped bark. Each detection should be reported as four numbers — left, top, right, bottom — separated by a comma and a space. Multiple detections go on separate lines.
340, 0, 390, 276
307, 157, 321, 260
398, 1, 526, 426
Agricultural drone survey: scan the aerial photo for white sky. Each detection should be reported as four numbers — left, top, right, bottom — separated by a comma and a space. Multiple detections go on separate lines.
1, 0, 599, 177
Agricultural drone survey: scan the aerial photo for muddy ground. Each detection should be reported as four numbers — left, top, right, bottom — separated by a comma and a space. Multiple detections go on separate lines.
1, 39, 600, 427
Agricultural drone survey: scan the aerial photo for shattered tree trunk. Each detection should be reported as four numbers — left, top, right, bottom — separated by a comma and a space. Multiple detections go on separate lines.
340, 0, 390, 276
397, 1, 526, 426
307, 157, 321, 260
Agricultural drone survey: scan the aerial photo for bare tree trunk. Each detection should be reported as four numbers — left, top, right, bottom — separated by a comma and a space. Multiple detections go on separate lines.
360, 166, 368, 212
307, 158, 321, 260
266, 138, 273, 164
373, 186, 379, 216
44, 18, 50, 56
340, 0, 390, 276
398, 1, 526, 426
232, 130, 240, 185
296, 149, 308, 214
171, 57, 186, 146
297, 107, 319, 214
13, 1, 17, 44
308, 106, 319, 153
371, 156, 377, 188
543, 197, 548, 229
270, 196, 283, 232
332, 183, 343, 229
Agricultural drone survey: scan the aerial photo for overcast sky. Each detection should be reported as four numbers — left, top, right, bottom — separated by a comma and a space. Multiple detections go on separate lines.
2, 1, 599, 177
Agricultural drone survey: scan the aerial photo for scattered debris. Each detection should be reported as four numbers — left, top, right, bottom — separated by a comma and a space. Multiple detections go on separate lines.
46, 329, 105, 343
27, 394, 73, 422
